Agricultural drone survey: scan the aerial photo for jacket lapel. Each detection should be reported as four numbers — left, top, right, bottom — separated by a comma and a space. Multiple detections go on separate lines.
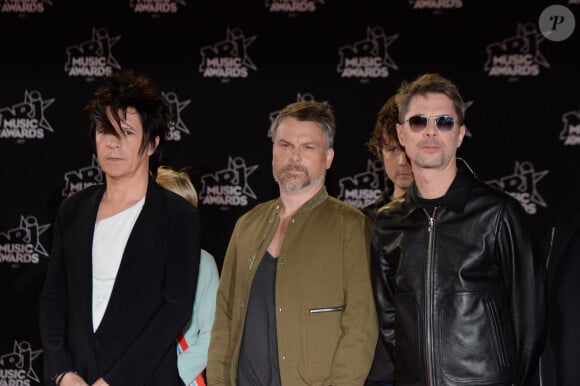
95, 178, 164, 331
75, 185, 105, 335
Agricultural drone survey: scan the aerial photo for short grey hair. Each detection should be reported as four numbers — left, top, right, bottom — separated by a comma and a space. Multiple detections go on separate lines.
269, 101, 336, 149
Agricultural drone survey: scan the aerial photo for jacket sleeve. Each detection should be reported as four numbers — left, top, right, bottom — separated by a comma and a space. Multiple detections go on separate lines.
206, 220, 241, 386
178, 251, 220, 384
370, 213, 397, 365
326, 214, 378, 385
39, 205, 75, 383
497, 199, 546, 385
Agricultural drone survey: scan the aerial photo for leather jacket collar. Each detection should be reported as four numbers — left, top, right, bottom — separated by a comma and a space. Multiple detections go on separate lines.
407, 158, 479, 214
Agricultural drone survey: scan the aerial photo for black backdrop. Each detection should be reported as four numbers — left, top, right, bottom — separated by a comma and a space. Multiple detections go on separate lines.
1, 0, 579, 384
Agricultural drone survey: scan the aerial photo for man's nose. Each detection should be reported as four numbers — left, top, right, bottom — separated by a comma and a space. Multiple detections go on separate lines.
106, 133, 121, 148
289, 146, 301, 160
424, 118, 438, 136
397, 151, 409, 165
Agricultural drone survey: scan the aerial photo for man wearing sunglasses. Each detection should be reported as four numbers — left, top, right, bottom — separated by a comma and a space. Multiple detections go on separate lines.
370, 73, 545, 386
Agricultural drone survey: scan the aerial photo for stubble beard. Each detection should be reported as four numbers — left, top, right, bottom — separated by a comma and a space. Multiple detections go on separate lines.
414, 155, 445, 169
274, 164, 321, 194
412, 139, 448, 170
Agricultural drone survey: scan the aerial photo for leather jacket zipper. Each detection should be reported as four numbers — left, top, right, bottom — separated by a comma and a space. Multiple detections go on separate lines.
424, 207, 438, 386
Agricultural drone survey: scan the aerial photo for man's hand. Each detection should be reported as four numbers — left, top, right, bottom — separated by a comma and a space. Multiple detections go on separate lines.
91, 377, 110, 386
60, 372, 89, 386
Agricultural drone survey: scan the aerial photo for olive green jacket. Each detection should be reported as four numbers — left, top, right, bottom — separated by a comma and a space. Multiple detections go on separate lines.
207, 186, 378, 386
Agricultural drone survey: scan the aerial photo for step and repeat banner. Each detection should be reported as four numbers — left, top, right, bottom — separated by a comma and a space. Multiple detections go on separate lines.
1, 0, 578, 384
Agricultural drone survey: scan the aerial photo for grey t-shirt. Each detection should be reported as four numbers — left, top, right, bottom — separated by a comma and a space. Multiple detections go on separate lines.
237, 251, 282, 386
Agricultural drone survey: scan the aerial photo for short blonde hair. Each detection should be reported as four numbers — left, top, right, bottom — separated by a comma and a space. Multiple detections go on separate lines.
156, 165, 198, 207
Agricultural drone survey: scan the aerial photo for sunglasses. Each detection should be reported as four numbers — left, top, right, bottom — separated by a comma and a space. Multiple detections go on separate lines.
404, 114, 457, 132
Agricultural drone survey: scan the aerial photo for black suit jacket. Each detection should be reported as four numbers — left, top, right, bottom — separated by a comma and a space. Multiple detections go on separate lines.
39, 178, 200, 385
540, 211, 580, 386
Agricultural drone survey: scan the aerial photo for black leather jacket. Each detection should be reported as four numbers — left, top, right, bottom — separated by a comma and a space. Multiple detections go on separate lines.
371, 159, 545, 386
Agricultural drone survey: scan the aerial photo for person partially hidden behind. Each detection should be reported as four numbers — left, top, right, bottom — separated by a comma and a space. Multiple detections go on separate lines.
362, 94, 414, 221
363, 94, 413, 386
155, 165, 219, 386
539, 210, 580, 386
207, 100, 378, 386
156, 166, 219, 386
371, 73, 545, 386
39, 70, 201, 386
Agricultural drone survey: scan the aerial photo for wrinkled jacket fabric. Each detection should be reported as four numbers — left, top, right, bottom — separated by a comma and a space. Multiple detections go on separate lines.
371, 159, 545, 386
207, 186, 378, 386
362, 185, 395, 385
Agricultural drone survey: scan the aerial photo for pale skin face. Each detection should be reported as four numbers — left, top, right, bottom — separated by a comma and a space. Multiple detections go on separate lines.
396, 92, 465, 174
380, 133, 413, 199
95, 107, 158, 184
272, 116, 334, 196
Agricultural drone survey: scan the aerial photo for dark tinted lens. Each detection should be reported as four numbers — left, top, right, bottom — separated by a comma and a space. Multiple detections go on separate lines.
435, 115, 455, 131
408, 115, 428, 132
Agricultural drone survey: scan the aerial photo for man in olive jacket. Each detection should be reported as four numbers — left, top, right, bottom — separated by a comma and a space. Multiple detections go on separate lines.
207, 101, 378, 386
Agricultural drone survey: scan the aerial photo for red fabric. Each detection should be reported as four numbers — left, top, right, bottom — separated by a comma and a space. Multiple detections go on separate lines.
193, 371, 206, 386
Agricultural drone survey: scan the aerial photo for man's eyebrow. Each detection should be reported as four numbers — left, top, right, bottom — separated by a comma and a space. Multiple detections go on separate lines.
120, 121, 134, 129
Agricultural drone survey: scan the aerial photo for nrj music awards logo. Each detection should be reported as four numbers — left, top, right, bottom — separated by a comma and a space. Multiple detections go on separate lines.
0, 90, 54, 142
265, 0, 325, 13
0, 215, 50, 265
130, 0, 186, 14
62, 155, 104, 198
199, 28, 257, 80
337, 27, 399, 79
409, 0, 463, 9
0, 341, 42, 385
484, 22, 549, 77
560, 108, 580, 145
64, 27, 121, 78
337, 159, 387, 209
487, 161, 549, 215
199, 156, 259, 207
1, 0, 52, 13
163, 91, 191, 142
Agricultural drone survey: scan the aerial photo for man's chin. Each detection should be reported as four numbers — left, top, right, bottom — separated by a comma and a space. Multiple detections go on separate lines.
281, 181, 309, 193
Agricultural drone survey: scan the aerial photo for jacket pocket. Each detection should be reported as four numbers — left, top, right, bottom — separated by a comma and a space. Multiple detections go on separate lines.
439, 292, 511, 384
308, 305, 345, 314
301, 304, 344, 383
484, 299, 509, 368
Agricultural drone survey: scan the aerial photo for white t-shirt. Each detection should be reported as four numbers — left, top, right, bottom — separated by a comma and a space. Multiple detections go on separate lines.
92, 197, 145, 331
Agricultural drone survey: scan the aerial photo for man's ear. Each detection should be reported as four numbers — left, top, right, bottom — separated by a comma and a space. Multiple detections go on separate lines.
148, 136, 160, 156
457, 125, 466, 148
325, 148, 335, 169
